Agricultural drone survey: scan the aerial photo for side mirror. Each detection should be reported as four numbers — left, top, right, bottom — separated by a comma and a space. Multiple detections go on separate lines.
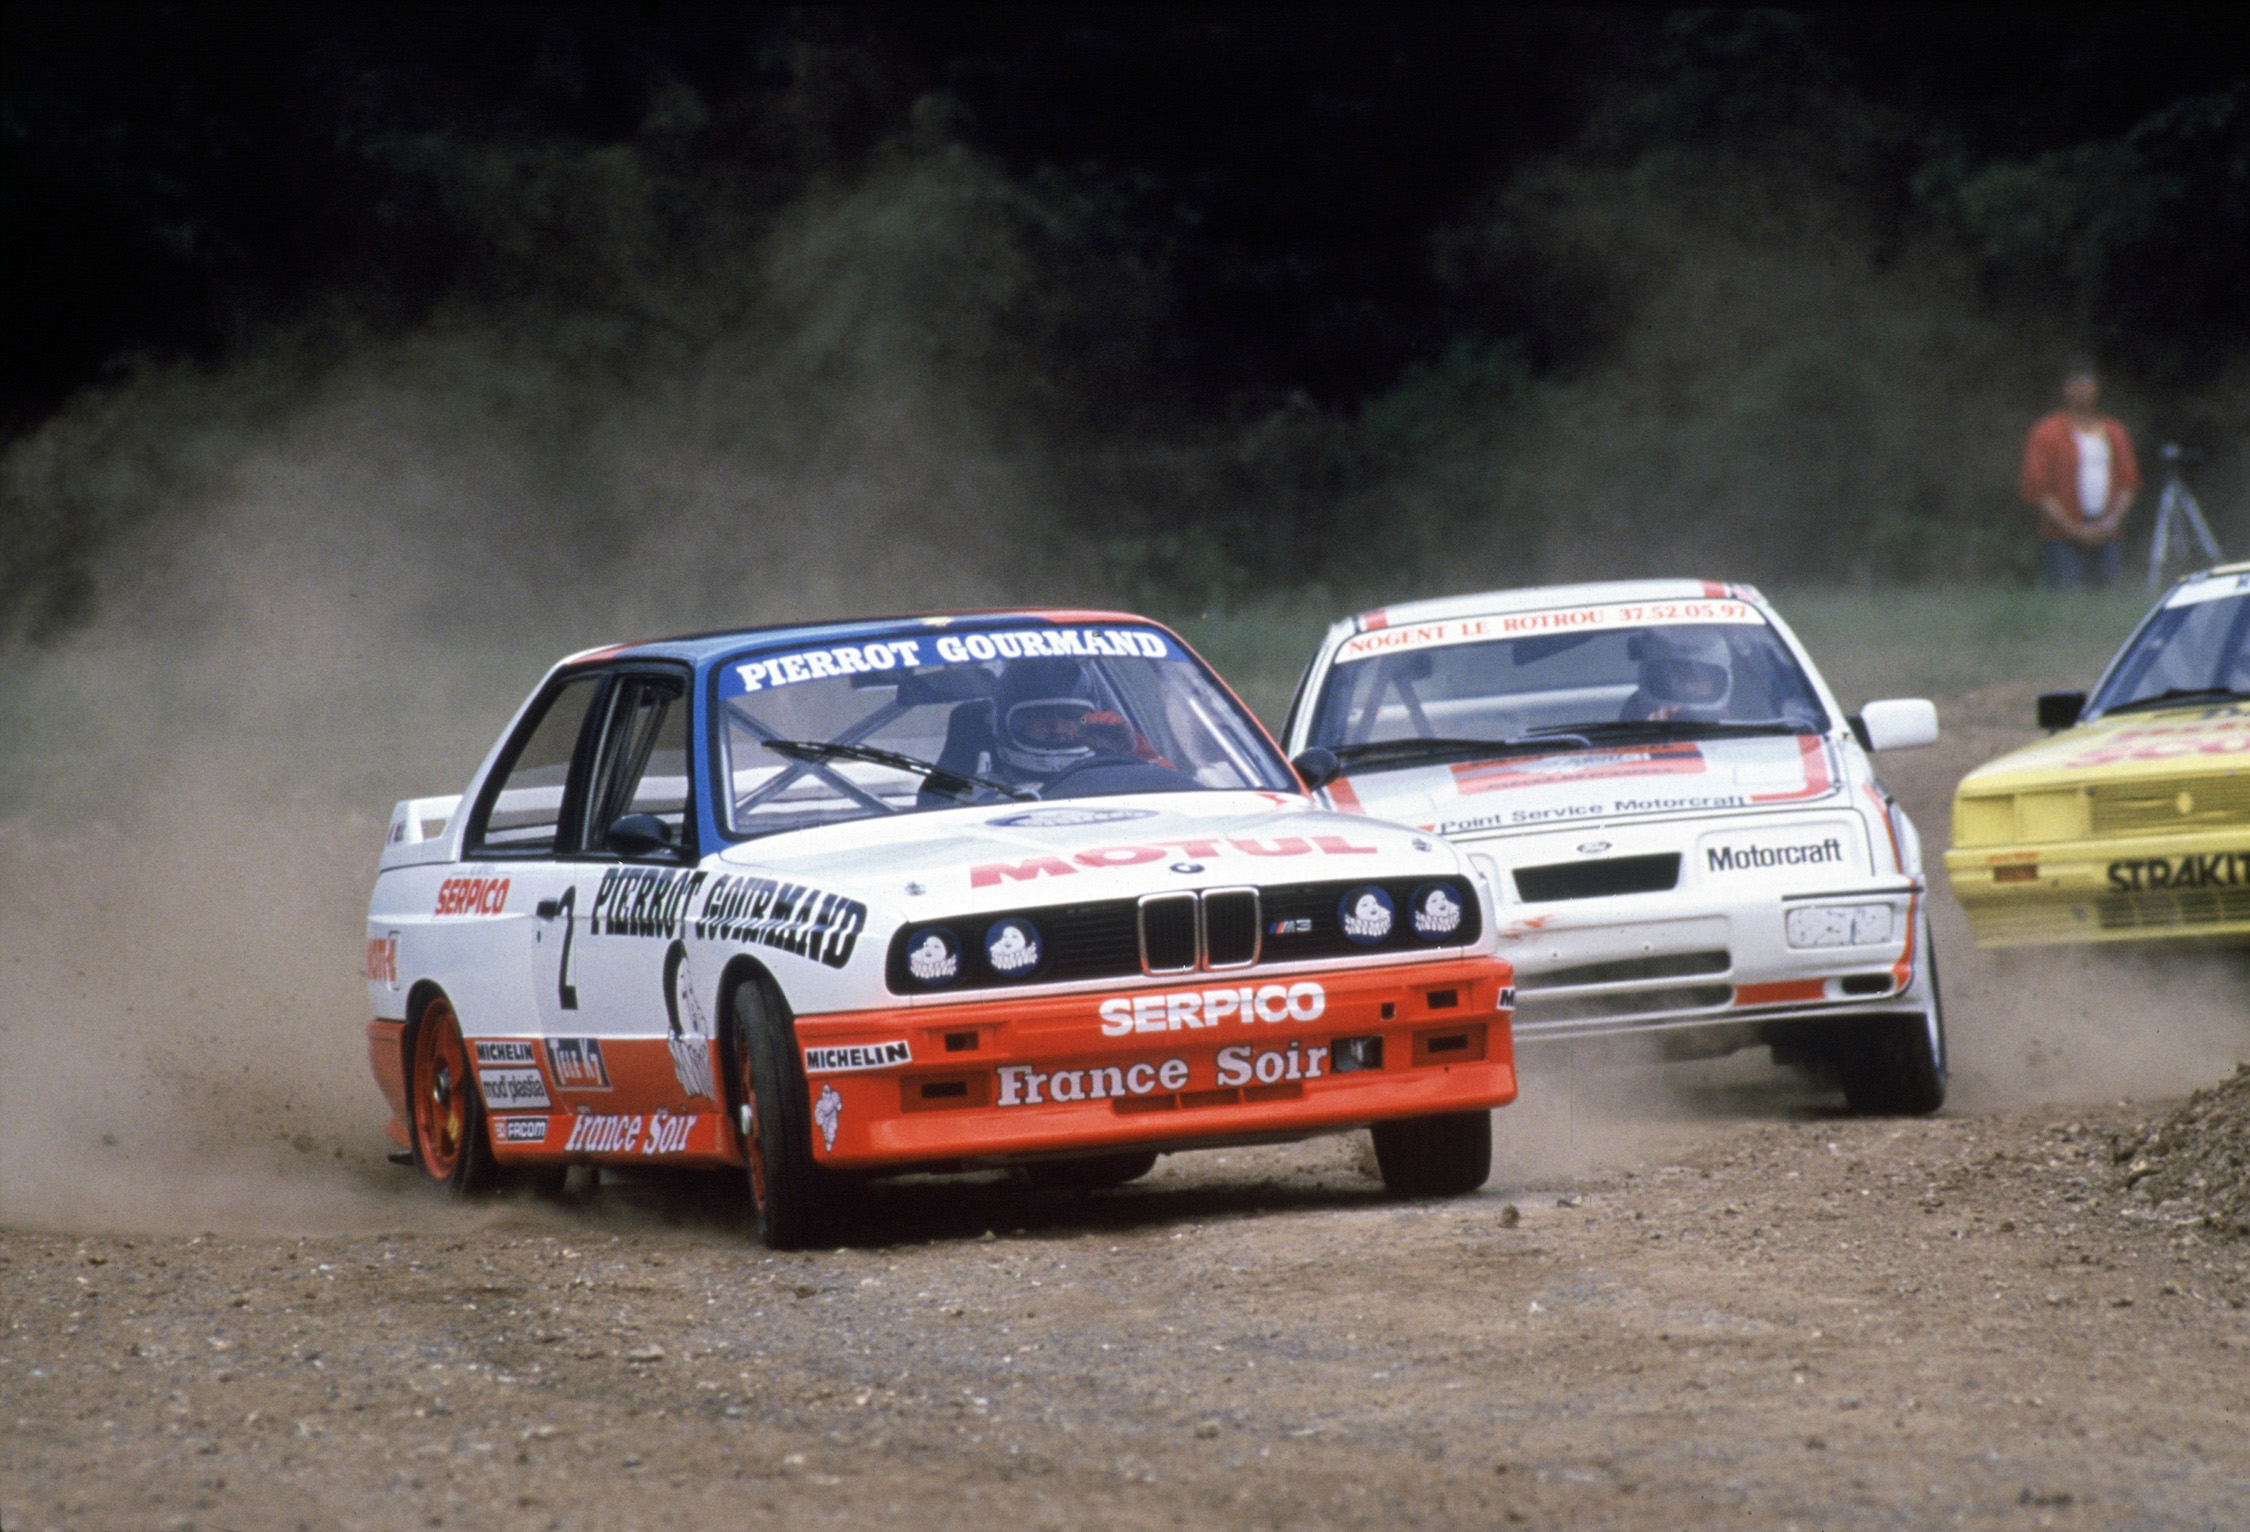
607, 812, 676, 858
1851, 698, 1939, 752
2036, 691, 2086, 731
1291, 746, 1341, 792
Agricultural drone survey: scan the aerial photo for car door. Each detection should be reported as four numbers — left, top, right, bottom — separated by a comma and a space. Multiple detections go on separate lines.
553, 668, 718, 1112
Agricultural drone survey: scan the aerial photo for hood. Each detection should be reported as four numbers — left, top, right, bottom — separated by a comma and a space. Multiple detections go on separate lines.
1959, 702, 2250, 791
1321, 733, 1844, 840
712, 789, 1458, 912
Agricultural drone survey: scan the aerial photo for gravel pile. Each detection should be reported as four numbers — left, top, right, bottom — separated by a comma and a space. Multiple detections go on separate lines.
2113, 1062, 2250, 1237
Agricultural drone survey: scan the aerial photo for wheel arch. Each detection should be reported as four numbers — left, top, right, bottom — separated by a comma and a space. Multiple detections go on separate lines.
713, 954, 789, 1142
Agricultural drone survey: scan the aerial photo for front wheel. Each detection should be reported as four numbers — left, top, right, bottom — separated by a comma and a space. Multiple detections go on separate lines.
727, 975, 843, 1249
1372, 1111, 1492, 1198
1835, 918, 1947, 1115
410, 995, 497, 1194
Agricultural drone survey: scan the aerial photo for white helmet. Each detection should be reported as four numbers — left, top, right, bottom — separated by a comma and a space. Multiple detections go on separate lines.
994, 658, 1102, 776
1640, 626, 1734, 715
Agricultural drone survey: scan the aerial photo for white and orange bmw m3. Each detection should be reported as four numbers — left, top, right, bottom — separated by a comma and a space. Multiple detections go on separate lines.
367, 610, 1517, 1246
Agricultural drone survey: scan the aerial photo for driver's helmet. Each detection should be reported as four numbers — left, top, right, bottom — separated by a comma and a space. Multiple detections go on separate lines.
994, 658, 1105, 775
1639, 626, 1735, 716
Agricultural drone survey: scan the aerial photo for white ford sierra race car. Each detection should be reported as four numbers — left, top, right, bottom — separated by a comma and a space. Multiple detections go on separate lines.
1280, 580, 1947, 1114
368, 610, 1518, 1246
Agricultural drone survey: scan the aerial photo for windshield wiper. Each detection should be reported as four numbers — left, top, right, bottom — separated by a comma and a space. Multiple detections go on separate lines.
1546, 717, 1812, 741
1327, 734, 1595, 773
2098, 686, 2250, 717
760, 739, 1035, 802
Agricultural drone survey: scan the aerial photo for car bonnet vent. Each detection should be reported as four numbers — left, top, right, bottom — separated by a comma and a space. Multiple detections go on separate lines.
1138, 893, 1200, 974
1514, 853, 1681, 903
1200, 889, 1261, 970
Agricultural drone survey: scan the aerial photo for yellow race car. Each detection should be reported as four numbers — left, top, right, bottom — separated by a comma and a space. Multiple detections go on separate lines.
1947, 562, 2250, 946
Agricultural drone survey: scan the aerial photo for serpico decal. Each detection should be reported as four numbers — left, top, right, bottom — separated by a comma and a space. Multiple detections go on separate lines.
434, 876, 510, 917
1098, 981, 1327, 1036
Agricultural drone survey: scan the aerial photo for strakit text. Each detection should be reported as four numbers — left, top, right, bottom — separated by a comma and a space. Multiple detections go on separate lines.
2107, 851, 2250, 892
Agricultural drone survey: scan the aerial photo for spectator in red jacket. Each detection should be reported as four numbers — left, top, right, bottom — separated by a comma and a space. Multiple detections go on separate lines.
2020, 360, 2139, 589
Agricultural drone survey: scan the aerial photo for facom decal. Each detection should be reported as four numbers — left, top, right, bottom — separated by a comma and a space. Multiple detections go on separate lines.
562, 1110, 695, 1156
1333, 599, 1762, 663
1704, 837, 1845, 872
434, 876, 511, 917
1098, 981, 1327, 1036
804, 1040, 914, 1074
970, 835, 1378, 888
988, 807, 1158, 829
2106, 852, 2250, 892
498, 1116, 548, 1143
473, 1039, 538, 1066
478, 1068, 551, 1111
545, 1037, 611, 1091
693, 874, 867, 970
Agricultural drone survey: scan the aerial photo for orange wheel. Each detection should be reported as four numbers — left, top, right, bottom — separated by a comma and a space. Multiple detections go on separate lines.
410, 996, 493, 1192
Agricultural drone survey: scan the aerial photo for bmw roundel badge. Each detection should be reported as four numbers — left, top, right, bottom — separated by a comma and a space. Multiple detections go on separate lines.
984, 918, 1043, 978
1337, 886, 1395, 945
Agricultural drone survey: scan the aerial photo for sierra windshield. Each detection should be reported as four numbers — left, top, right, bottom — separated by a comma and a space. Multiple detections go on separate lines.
1307, 600, 1828, 765
2087, 581, 2250, 719
715, 621, 1295, 840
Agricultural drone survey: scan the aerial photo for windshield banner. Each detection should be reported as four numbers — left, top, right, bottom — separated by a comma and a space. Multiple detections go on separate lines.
1336, 600, 1763, 664
722, 626, 1175, 696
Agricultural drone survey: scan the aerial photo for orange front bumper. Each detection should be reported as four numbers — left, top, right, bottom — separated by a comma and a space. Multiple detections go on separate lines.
796, 956, 1516, 1170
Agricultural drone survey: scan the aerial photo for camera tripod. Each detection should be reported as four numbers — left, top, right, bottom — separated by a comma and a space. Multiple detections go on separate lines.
2147, 443, 2224, 589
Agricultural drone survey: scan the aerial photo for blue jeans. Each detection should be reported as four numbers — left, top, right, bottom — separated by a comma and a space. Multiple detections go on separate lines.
2041, 538, 2122, 589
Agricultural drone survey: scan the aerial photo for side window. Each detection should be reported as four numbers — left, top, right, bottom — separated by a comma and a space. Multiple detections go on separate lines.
466, 675, 604, 856
581, 674, 691, 856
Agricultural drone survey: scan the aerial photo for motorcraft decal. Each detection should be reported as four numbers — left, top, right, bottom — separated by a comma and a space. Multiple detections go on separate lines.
2107, 852, 2250, 891
723, 627, 1173, 696
693, 874, 867, 969
434, 876, 510, 917
1705, 836, 1846, 872
1098, 981, 1327, 1036
1334, 599, 1761, 663
970, 835, 1377, 888
804, 1039, 914, 1074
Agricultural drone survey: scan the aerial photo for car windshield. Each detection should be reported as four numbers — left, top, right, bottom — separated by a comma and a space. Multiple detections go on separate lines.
2087, 581, 2250, 718
714, 620, 1296, 840
1306, 599, 1829, 759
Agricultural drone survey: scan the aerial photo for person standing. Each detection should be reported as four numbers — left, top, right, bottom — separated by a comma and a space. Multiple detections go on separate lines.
2020, 360, 2139, 589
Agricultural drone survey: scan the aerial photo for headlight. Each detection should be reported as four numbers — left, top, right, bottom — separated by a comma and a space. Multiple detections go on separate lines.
1784, 903, 1894, 949
983, 917, 1044, 979
1336, 886, 1397, 945
1409, 882, 1467, 941
901, 926, 963, 987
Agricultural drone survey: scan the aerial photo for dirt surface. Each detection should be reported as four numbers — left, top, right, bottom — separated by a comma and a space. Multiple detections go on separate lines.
2112, 1062, 2250, 1238
7, 685, 2250, 1532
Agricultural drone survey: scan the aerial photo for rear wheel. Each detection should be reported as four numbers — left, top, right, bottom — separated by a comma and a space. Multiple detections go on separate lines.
1372, 1111, 1492, 1198
1023, 1151, 1159, 1192
727, 975, 842, 1249
410, 995, 496, 1193
1835, 919, 1947, 1116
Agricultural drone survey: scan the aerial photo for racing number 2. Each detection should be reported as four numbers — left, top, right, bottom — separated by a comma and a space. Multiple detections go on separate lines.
555, 885, 580, 1011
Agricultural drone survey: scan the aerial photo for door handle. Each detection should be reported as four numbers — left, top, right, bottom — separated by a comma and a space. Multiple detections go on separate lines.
536, 900, 561, 920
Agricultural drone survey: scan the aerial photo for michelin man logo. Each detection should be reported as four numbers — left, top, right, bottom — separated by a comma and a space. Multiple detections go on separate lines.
1338, 887, 1395, 944
814, 1084, 843, 1153
907, 930, 959, 984
985, 919, 1041, 976
1413, 885, 1463, 938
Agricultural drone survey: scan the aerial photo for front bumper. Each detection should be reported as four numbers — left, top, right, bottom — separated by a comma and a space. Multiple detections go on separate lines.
1945, 829, 2250, 947
792, 956, 1515, 1169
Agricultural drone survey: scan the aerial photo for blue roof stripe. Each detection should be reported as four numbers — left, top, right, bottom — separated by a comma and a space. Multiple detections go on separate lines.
600, 609, 1155, 673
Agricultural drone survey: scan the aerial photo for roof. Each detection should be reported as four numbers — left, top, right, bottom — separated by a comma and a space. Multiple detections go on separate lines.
560, 608, 1159, 670
1349, 578, 1769, 634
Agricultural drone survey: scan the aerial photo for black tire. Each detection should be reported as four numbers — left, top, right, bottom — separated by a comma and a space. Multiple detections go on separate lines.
726, 974, 842, 1249
1372, 1111, 1493, 1198
1835, 924, 1947, 1116
1023, 1151, 1159, 1192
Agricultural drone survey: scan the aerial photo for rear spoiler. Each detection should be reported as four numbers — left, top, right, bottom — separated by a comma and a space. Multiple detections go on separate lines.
380, 795, 462, 870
